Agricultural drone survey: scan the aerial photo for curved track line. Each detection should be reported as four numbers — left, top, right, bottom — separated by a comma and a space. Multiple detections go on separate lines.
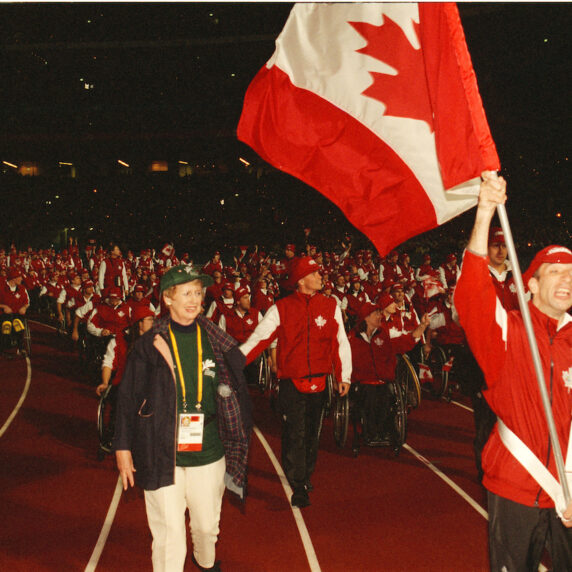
449, 398, 474, 413
0, 356, 32, 438
253, 425, 321, 572
84, 476, 124, 572
28, 318, 58, 331
403, 443, 488, 519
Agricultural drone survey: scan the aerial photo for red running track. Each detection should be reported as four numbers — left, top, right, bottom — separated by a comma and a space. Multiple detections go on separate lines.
0, 322, 490, 571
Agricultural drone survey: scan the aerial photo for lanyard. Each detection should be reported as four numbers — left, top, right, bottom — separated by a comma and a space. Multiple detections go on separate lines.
169, 324, 203, 412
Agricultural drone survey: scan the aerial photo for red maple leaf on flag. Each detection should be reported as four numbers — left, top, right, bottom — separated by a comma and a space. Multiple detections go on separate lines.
350, 16, 434, 131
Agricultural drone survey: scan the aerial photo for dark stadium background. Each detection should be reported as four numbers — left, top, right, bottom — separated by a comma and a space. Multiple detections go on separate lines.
1, 3, 569, 265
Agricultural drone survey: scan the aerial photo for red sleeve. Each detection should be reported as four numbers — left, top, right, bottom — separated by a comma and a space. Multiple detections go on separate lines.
454, 250, 508, 384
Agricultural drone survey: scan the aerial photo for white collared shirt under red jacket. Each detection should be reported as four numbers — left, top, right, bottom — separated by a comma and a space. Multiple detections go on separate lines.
240, 291, 352, 393
0, 282, 30, 313
87, 301, 130, 336
455, 249, 572, 509
219, 307, 263, 344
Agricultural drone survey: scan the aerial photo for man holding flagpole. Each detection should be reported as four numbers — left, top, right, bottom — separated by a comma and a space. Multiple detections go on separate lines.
455, 172, 572, 570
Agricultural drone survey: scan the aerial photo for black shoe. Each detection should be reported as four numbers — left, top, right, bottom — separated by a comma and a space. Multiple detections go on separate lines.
291, 487, 311, 508
191, 553, 221, 572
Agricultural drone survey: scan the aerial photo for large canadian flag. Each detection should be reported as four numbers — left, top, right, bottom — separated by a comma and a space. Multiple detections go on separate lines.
237, 3, 500, 255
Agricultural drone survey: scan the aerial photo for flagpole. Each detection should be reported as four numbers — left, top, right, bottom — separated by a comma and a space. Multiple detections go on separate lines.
496, 203, 571, 506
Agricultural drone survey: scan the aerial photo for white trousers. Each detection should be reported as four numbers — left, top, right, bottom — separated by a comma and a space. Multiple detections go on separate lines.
144, 457, 226, 572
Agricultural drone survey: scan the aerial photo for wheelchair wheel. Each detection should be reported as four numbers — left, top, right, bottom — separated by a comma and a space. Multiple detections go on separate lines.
388, 381, 407, 453
258, 351, 273, 393
425, 345, 448, 398
87, 335, 111, 385
77, 330, 88, 366
332, 392, 349, 448
323, 373, 334, 418
97, 385, 116, 454
57, 316, 67, 337
395, 354, 421, 410
22, 319, 32, 357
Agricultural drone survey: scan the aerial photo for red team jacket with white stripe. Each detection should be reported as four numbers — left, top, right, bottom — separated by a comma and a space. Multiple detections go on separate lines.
220, 308, 261, 344
240, 291, 351, 393
455, 250, 572, 508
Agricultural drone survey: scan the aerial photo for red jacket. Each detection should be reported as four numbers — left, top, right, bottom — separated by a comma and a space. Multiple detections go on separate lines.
456, 250, 572, 508
252, 288, 274, 314
349, 328, 396, 384
346, 290, 369, 318
88, 302, 130, 335
240, 291, 352, 393
0, 282, 29, 314
489, 267, 519, 311
100, 257, 127, 291
221, 308, 261, 344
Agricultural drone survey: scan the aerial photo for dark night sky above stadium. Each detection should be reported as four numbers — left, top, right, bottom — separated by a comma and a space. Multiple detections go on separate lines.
0, 2, 570, 256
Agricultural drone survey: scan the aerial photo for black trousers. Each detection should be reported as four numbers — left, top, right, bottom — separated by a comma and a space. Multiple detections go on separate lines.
278, 379, 325, 490
355, 384, 391, 441
488, 491, 572, 571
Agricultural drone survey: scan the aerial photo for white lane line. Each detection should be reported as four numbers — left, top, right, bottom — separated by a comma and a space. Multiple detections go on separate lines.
449, 398, 474, 413
28, 319, 57, 331
27, 318, 124, 571
253, 425, 321, 572
84, 476, 124, 572
410, 434, 549, 572
0, 356, 32, 438
403, 443, 488, 520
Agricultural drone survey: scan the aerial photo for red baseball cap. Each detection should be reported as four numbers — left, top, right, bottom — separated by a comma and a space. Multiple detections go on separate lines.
107, 286, 122, 298
357, 302, 380, 322
7, 267, 22, 280
523, 245, 572, 288
131, 305, 155, 325
378, 292, 396, 310
488, 227, 505, 245
234, 286, 250, 301
288, 256, 321, 285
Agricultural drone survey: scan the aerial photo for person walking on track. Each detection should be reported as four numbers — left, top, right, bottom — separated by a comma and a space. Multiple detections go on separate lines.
455, 171, 572, 571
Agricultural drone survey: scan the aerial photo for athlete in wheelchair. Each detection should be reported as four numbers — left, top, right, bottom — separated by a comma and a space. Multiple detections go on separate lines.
346, 301, 409, 455
97, 305, 155, 455
0, 268, 31, 357
86, 286, 130, 383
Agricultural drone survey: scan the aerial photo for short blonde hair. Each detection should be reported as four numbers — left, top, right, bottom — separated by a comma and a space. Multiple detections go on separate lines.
162, 279, 205, 302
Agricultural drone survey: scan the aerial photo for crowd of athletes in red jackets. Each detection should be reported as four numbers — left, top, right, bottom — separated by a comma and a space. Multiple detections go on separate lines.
0, 236, 469, 371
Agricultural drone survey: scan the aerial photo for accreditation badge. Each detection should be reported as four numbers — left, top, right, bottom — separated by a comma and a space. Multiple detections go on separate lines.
177, 413, 204, 452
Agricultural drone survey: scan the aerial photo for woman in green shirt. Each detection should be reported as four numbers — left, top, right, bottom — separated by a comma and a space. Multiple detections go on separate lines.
115, 265, 252, 572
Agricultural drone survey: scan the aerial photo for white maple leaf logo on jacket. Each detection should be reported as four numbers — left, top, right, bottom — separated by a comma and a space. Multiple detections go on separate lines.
563, 368, 572, 390
315, 315, 327, 328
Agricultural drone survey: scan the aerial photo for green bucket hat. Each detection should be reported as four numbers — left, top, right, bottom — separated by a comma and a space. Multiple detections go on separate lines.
160, 264, 214, 293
